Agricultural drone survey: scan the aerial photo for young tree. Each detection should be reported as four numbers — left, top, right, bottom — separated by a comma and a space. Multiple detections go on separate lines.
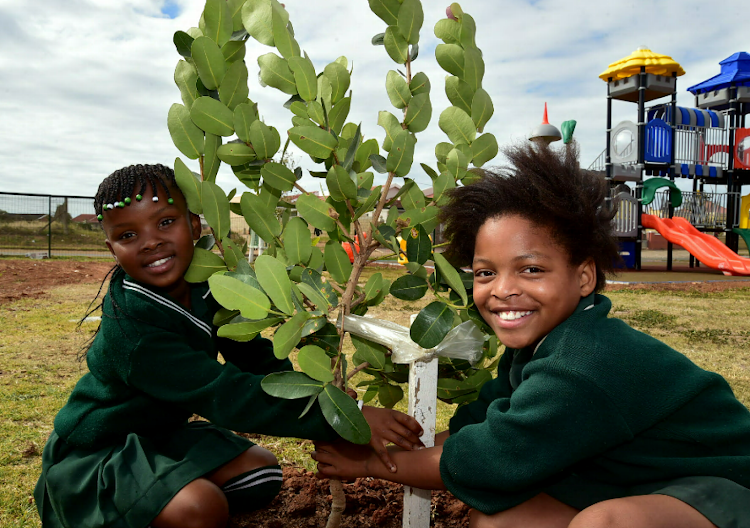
169, 1, 499, 524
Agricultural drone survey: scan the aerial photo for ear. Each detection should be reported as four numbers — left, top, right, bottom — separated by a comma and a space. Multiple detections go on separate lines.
190, 212, 202, 241
577, 258, 597, 297
105, 239, 118, 263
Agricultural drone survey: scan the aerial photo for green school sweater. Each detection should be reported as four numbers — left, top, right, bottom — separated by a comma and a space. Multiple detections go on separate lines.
54, 269, 335, 448
441, 293, 750, 514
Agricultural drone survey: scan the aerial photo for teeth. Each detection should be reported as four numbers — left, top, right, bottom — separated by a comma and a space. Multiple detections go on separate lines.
148, 256, 172, 268
497, 310, 532, 321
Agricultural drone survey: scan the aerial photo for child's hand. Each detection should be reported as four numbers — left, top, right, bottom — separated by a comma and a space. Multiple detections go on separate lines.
312, 440, 378, 480
362, 406, 424, 473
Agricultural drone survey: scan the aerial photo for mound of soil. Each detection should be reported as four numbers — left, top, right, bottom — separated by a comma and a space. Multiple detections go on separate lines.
231, 468, 470, 528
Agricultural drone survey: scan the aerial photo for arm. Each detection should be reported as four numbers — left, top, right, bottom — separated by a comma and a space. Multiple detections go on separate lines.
313, 441, 446, 490
361, 405, 424, 472
217, 334, 293, 375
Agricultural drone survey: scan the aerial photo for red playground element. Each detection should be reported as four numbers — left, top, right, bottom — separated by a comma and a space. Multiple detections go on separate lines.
641, 214, 750, 275
343, 234, 367, 263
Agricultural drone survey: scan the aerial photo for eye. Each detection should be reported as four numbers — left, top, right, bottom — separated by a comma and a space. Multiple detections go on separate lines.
119, 232, 135, 240
474, 269, 494, 278
160, 218, 176, 228
522, 266, 543, 274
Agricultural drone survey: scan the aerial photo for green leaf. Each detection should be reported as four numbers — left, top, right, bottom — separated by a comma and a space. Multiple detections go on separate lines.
397, 0, 423, 44
327, 97, 350, 135
369, 154, 388, 174
384, 25, 409, 64
234, 102, 258, 143
327, 165, 357, 202
351, 336, 387, 369
298, 345, 334, 382
401, 179, 426, 210
432, 171, 457, 205
204, 0, 233, 46
173, 31, 194, 58
191, 36, 226, 91
404, 92, 431, 133
301, 315, 327, 338
221, 40, 246, 64
368, 0, 400, 25
306, 100, 325, 126
378, 384, 404, 409
217, 142, 256, 166
209, 273, 271, 319
261, 162, 296, 192
405, 224, 431, 264
201, 181, 231, 240
191, 96, 235, 137
354, 185, 381, 221
174, 60, 199, 110
435, 142, 453, 164
363, 272, 383, 302
255, 254, 294, 315
203, 133, 222, 183
439, 106, 476, 145
399, 205, 440, 233
377, 110, 401, 152
433, 252, 468, 305
218, 60, 249, 111
258, 53, 297, 95
288, 126, 338, 160
324, 240, 353, 284
446, 148, 468, 179
324, 62, 351, 105
168, 103, 204, 160
288, 56, 318, 102
420, 163, 439, 182
356, 139, 379, 172
227, 0, 246, 31
463, 47, 484, 92
317, 74, 333, 113
386, 70, 411, 109
185, 247, 227, 282
390, 273, 429, 301
410, 300, 454, 348
297, 282, 330, 311
434, 18, 461, 44
273, 311, 311, 358
174, 158, 203, 215
221, 236, 245, 271
300, 268, 337, 305
272, 7, 299, 59
241, 0, 282, 46
294, 194, 335, 232
261, 371, 324, 399
240, 191, 281, 242
459, 12, 477, 49
319, 385, 371, 444
445, 76, 474, 115
343, 124, 362, 172
218, 316, 283, 341
409, 72, 430, 95
386, 130, 416, 177
283, 217, 311, 266
249, 120, 281, 160
471, 88, 493, 131
435, 43, 464, 77
471, 133, 498, 167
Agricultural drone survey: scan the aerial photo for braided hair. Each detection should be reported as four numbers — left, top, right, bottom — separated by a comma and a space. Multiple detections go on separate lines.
94, 164, 176, 217
440, 142, 620, 292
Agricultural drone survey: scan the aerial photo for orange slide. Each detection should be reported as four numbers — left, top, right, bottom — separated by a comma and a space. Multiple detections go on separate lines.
641, 214, 750, 276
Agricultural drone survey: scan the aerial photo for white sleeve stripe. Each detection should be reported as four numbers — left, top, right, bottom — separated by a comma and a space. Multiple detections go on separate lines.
222, 468, 283, 492
122, 280, 212, 336
223, 475, 283, 493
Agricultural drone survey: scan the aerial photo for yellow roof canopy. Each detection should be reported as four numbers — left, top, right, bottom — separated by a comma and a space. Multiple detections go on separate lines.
600, 47, 685, 81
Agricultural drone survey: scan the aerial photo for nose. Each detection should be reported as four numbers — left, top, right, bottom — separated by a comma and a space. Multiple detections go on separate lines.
490, 272, 520, 300
140, 230, 163, 252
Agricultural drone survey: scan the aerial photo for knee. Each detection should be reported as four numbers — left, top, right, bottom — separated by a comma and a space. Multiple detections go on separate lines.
154, 479, 228, 528
569, 500, 628, 528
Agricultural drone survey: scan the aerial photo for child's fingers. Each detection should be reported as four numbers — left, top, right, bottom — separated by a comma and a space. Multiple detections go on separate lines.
394, 412, 424, 436
383, 430, 423, 451
371, 444, 397, 473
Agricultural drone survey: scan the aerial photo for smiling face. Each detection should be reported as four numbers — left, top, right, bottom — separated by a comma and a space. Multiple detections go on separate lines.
472, 215, 596, 350
102, 185, 201, 307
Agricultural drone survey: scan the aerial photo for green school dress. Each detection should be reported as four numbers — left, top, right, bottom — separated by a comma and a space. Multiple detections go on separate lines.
35, 269, 336, 528
441, 294, 750, 527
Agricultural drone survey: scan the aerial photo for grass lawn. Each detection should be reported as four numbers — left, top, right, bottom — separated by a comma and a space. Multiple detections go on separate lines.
2, 268, 749, 527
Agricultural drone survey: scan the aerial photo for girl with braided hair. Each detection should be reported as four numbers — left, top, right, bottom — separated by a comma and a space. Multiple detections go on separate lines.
35, 164, 423, 528
313, 143, 750, 528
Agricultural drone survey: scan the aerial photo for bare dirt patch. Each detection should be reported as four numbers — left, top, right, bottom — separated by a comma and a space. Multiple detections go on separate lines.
0, 259, 114, 306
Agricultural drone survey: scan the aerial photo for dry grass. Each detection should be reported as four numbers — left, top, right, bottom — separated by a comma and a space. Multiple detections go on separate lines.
2, 271, 750, 527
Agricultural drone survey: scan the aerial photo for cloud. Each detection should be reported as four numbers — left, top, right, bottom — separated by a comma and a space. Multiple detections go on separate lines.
0, 0, 745, 199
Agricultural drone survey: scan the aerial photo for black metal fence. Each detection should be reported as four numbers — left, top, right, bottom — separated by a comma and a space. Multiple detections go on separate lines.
0, 192, 109, 258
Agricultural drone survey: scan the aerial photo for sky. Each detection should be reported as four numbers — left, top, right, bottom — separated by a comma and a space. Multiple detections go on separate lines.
0, 0, 746, 200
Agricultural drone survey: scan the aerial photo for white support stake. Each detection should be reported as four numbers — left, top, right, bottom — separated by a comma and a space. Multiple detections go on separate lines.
402, 355, 438, 528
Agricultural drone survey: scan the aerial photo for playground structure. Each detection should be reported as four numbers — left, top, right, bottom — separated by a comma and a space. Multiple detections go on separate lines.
590, 48, 750, 274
